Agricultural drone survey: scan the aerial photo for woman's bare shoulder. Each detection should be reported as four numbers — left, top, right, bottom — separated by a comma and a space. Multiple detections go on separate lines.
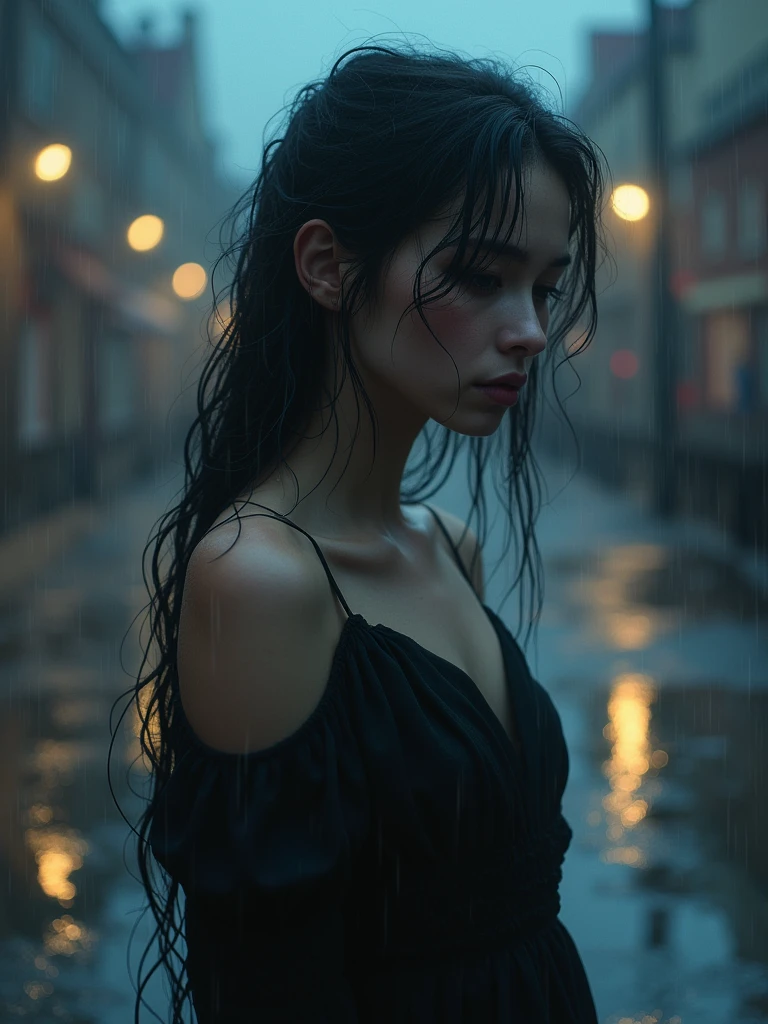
187, 498, 331, 614
179, 503, 341, 755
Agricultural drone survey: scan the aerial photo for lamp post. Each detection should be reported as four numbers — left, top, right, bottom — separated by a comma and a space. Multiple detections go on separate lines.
0, 0, 21, 519
648, 0, 677, 517
0, 0, 20, 174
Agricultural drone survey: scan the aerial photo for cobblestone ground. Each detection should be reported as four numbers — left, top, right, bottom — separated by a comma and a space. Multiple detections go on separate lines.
0, 452, 766, 1023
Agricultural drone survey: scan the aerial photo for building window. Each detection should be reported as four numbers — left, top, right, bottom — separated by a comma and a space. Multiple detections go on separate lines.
700, 191, 727, 257
738, 181, 767, 259
21, 10, 58, 125
18, 314, 54, 446
704, 310, 752, 412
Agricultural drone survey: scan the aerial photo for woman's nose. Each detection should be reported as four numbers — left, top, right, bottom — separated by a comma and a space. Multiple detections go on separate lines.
497, 304, 547, 356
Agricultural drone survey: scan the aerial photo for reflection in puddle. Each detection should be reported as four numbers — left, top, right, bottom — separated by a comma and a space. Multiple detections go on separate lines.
43, 914, 98, 958
0, 478, 180, 1021
599, 672, 665, 870
26, 826, 89, 902
548, 543, 768, 637
50, 697, 104, 729
30, 738, 101, 789
548, 537, 768, 1019
564, 551, 683, 650
602, 611, 659, 650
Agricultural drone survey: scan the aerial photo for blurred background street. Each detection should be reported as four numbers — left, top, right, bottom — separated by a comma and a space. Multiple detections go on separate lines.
0, 0, 767, 1021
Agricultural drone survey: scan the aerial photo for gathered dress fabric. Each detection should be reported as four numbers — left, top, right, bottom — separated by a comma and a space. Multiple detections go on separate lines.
149, 504, 599, 1023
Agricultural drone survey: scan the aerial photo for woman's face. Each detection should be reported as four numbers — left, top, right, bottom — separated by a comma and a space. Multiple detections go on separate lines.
348, 159, 572, 433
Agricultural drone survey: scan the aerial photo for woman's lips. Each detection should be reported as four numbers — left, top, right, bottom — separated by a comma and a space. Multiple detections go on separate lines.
475, 384, 520, 407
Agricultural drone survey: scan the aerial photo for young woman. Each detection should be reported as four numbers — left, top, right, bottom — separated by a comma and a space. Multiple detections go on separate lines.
123, 42, 604, 1023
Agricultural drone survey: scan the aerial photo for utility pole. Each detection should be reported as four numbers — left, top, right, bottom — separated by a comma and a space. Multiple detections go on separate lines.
0, 0, 20, 173
648, 0, 678, 517
0, 0, 21, 530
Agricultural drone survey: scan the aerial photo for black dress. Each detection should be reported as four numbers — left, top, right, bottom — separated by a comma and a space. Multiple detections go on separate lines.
149, 504, 599, 1023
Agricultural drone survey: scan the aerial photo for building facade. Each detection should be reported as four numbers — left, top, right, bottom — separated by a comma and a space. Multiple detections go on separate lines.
0, 0, 241, 533
541, 0, 768, 550
673, 30, 768, 546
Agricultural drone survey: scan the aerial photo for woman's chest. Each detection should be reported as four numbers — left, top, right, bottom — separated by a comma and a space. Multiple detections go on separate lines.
331, 551, 520, 753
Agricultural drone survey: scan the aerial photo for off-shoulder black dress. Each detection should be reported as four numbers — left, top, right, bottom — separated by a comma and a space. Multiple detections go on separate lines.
149, 504, 599, 1023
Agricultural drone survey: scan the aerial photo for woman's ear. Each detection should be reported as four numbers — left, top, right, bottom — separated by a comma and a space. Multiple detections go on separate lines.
293, 219, 351, 311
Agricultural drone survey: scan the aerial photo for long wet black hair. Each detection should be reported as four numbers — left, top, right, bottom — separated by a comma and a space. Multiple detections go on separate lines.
111, 40, 606, 1024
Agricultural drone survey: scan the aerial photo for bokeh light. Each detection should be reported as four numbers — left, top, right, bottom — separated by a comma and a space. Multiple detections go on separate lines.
35, 144, 72, 181
172, 262, 207, 299
610, 349, 640, 379
211, 298, 235, 342
610, 184, 650, 221
127, 214, 164, 252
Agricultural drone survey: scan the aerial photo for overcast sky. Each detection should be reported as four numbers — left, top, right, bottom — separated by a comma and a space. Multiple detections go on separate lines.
102, 0, 644, 188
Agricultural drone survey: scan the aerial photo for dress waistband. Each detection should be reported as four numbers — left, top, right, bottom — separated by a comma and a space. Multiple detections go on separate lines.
348, 814, 573, 965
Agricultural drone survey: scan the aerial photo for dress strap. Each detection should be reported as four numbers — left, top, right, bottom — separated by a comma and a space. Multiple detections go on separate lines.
234, 503, 355, 620
418, 503, 474, 589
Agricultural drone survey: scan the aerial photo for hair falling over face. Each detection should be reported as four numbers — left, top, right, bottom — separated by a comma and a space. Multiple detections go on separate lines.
109, 39, 607, 1024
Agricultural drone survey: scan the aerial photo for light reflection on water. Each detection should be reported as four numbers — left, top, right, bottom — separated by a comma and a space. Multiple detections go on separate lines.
545, 532, 768, 1021
599, 672, 661, 870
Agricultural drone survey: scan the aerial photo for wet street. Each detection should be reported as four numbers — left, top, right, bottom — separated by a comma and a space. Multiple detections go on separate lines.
0, 454, 767, 1023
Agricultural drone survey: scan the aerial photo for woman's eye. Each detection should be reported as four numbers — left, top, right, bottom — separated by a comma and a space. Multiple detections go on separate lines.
462, 273, 502, 294
534, 286, 563, 306
451, 270, 563, 304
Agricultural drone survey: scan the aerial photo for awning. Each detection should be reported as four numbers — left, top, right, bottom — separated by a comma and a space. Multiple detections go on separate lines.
678, 271, 768, 313
54, 245, 181, 334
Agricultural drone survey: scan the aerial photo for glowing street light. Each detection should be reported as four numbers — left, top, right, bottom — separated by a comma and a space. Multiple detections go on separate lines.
172, 262, 207, 300
610, 184, 650, 222
127, 214, 164, 251
35, 144, 72, 181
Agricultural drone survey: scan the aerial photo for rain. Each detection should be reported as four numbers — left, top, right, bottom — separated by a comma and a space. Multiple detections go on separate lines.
0, 0, 767, 1021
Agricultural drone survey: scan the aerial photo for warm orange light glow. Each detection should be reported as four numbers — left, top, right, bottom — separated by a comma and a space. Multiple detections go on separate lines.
601, 845, 643, 865
610, 184, 650, 221
26, 820, 87, 902
172, 262, 207, 300
44, 914, 96, 958
210, 299, 235, 342
598, 672, 658, 867
127, 214, 164, 252
35, 144, 72, 181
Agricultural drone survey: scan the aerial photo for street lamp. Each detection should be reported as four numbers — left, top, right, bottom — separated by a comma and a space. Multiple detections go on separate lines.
127, 214, 164, 252
610, 184, 651, 222
647, 0, 676, 518
35, 143, 72, 181
172, 262, 207, 300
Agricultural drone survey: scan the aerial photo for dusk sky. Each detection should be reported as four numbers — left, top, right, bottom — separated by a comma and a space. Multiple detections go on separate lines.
101, 0, 647, 188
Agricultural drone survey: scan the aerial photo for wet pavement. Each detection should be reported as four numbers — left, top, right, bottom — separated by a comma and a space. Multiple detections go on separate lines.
0, 453, 766, 1022
0, 471, 177, 1023
527, 464, 768, 1024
